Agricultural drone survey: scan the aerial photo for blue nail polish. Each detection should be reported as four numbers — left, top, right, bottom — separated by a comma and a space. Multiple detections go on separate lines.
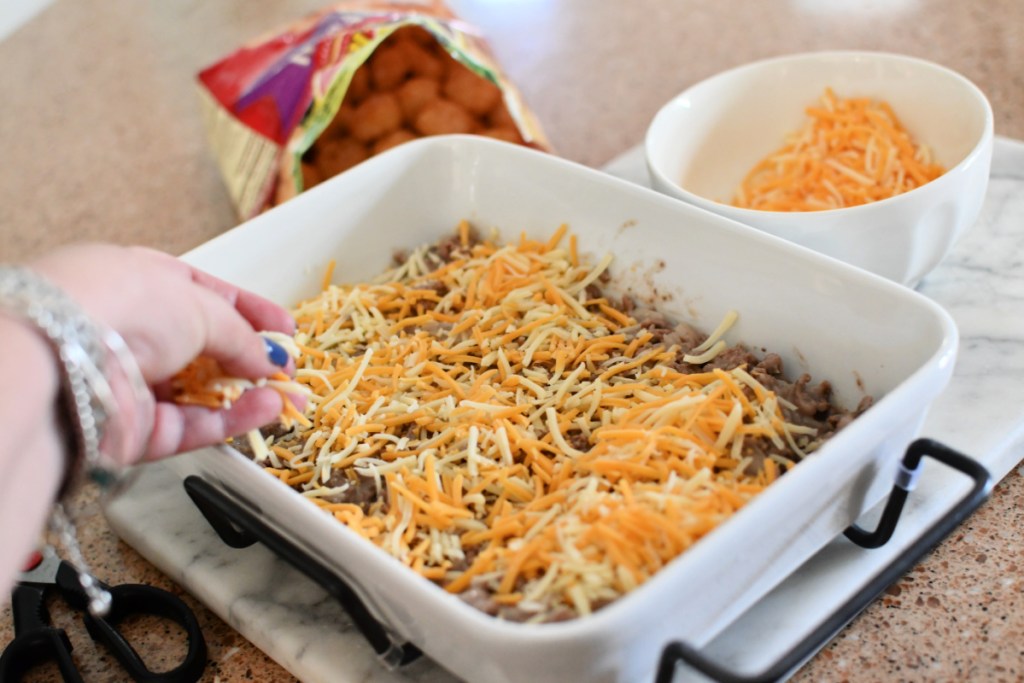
264, 337, 289, 367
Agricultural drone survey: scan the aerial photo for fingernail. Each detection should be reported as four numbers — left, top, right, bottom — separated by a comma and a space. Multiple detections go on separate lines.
264, 337, 289, 367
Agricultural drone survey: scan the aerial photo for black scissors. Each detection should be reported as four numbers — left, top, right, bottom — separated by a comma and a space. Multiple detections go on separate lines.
0, 550, 207, 683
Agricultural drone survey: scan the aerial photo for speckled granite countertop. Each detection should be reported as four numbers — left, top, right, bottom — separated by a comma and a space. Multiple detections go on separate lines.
1, 1, 1022, 681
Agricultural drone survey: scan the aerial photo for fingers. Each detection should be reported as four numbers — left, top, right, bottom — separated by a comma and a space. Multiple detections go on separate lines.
190, 286, 289, 380
130, 247, 296, 335
233, 289, 297, 336
144, 388, 283, 460
123, 247, 295, 381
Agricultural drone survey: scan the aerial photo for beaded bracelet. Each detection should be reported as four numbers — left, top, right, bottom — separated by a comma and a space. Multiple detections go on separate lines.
0, 266, 150, 615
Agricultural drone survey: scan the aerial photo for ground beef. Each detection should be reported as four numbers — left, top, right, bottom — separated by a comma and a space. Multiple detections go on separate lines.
434, 235, 463, 262
458, 585, 501, 616
634, 308, 674, 343
621, 308, 866, 465
232, 428, 385, 512
564, 429, 591, 452
457, 581, 575, 623
230, 422, 293, 458
705, 346, 760, 372
414, 279, 449, 297
754, 352, 784, 376
662, 321, 705, 354
421, 321, 453, 336
831, 395, 874, 431
394, 226, 480, 267
740, 439, 775, 476
430, 226, 480, 263
450, 544, 480, 573
321, 471, 384, 510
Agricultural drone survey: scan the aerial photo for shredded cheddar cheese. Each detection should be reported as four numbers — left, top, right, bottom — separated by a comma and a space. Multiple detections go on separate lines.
252, 223, 837, 622
732, 88, 945, 211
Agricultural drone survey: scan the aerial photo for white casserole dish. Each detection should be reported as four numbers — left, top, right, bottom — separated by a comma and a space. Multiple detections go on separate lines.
168, 136, 957, 683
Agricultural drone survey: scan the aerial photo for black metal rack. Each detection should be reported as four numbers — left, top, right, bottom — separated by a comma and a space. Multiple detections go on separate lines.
183, 476, 421, 669
184, 438, 991, 683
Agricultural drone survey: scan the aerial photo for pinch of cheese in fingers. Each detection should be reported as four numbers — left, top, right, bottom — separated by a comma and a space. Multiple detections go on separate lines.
170, 333, 310, 431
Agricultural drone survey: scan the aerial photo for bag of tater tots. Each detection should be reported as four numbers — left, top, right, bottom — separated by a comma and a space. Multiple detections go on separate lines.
197, 0, 550, 219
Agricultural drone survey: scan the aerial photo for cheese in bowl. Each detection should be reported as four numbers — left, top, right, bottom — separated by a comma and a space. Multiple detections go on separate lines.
732, 88, 946, 211
229, 222, 869, 623
645, 51, 993, 285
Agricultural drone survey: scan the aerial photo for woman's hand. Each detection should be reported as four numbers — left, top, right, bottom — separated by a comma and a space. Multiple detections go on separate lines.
32, 243, 297, 463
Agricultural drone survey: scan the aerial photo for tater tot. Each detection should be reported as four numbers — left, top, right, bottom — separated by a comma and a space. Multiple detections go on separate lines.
372, 128, 417, 155
347, 66, 371, 104
315, 137, 369, 178
413, 99, 477, 136
442, 64, 501, 116
348, 92, 403, 142
479, 127, 523, 144
487, 102, 516, 129
370, 44, 412, 91
400, 41, 446, 80
301, 161, 321, 189
322, 102, 355, 139
397, 77, 441, 122
393, 25, 436, 47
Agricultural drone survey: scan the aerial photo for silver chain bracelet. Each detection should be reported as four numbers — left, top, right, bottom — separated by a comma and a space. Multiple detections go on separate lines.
0, 266, 125, 484
0, 265, 128, 616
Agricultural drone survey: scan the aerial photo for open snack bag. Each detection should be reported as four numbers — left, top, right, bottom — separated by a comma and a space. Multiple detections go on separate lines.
197, 0, 549, 219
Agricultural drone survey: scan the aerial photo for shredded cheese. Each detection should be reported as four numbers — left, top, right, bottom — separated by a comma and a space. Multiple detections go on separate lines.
254, 223, 834, 622
732, 88, 945, 211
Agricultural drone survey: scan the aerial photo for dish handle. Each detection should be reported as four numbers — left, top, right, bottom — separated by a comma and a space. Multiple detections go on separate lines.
654, 438, 992, 683
182, 476, 422, 670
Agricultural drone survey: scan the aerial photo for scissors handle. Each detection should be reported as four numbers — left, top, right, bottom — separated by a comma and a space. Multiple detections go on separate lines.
55, 561, 208, 683
2, 562, 207, 683
0, 581, 85, 683
83, 584, 208, 683
0, 625, 84, 683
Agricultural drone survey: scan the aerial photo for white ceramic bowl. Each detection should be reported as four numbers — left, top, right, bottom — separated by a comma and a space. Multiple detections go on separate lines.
645, 51, 994, 286
171, 136, 956, 683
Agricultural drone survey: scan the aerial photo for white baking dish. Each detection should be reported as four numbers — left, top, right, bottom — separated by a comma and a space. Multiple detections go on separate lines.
168, 136, 957, 683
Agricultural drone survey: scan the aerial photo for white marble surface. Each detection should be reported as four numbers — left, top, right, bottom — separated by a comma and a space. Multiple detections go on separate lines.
0, 0, 52, 42
105, 136, 1024, 683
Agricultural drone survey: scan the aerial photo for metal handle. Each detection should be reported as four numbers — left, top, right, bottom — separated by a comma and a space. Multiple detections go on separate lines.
654, 438, 993, 683
183, 475, 422, 669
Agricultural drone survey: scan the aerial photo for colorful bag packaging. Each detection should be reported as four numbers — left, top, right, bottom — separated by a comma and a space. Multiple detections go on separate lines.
197, 0, 549, 219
